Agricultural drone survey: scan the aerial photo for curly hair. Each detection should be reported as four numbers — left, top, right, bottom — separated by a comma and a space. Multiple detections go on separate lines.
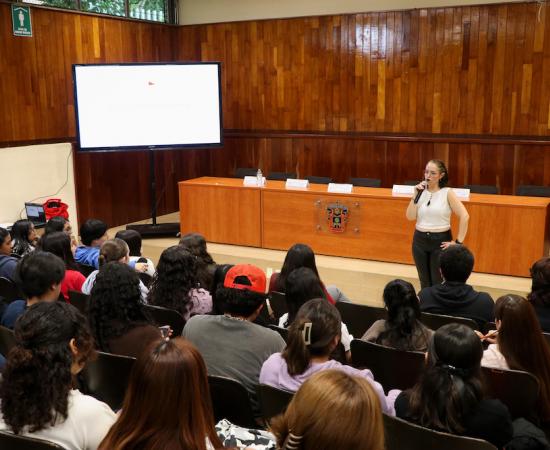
179, 233, 215, 289
147, 246, 199, 316
0, 302, 95, 434
528, 257, 550, 308
89, 262, 149, 353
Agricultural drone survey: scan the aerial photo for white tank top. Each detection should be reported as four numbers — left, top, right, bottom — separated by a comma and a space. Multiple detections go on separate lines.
416, 187, 452, 231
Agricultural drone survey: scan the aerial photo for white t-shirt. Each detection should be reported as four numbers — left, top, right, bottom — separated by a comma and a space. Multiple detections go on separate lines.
0, 390, 117, 450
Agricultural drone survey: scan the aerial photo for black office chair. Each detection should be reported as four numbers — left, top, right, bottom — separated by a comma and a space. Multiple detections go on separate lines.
267, 171, 297, 181
257, 384, 294, 422
0, 277, 22, 303
350, 339, 425, 391
81, 351, 136, 411
383, 414, 497, 450
420, 312, 479, 331
349, 177, 382, 187
68, 290, 90, 316
335, 302, 386, 338
208, 375, 257, 428
0, 432, 67, 450
268, 324, 289, 343
482, 366, 539, 420
306, 176, 332, 185
463, 184, 499, 194
268, 291, 288, 320
0, 325, 16, 356
235, 167, 258, 178
403, 180, 420, 186
516, 185, 550, 197
143, 304, 186, 337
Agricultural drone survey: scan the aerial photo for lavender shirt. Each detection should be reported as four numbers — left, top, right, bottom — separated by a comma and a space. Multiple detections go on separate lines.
259, 353, 400, 416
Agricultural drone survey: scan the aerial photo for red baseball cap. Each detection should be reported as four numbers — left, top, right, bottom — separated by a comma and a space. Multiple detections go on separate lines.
223, 264, 266, 294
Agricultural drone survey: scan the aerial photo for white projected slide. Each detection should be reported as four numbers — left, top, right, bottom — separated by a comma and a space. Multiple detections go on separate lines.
73, 64, 222, 149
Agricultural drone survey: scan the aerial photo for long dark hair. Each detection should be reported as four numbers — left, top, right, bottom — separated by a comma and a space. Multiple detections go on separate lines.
376, 279, 428, 351
44, 216, 68, 235
179, 233, 215, 289
114, 230, 142, 257
10, 219, 34, 256
495, 295, 550, 421
528, 257, 550, 308
284, 267, 325, 326
276, 243, 320, 292
0, 302, 95, 434
407, 324, 483, 434
147, 246, 198, 316
89, 262, 150, 353
38, 231, 78, 270
282, 298, 341, 376
98, 338, 223, 450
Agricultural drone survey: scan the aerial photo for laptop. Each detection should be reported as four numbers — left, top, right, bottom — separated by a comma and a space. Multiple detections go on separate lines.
25, 203, 47, 227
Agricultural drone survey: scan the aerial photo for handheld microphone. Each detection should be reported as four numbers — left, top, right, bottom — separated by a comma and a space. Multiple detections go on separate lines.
413, 180, 427, 204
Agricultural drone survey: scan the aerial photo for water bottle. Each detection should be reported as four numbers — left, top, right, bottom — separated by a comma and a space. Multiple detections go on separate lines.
256, 169, 263, 187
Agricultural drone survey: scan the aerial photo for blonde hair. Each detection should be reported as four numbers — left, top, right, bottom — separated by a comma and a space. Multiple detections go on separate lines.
270, 370, 384, 450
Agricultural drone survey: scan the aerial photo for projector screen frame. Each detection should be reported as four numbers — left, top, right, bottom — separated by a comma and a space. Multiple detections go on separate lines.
72, 62, 224, 153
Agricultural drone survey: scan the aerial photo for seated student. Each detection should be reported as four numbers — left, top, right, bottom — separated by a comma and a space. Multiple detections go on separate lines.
210, 264, 234, 315
10, 219, 37, 258
147, 246, 212, 320
0, 227, 17, 280
1, 252, 65, 329
480, 295, 550, 424
418, 245, 494, 327
527, 257, 550, 332
269, 243, 350, 303
114, 229, 155, 277
183, 264, 286, 413
0, 302, 116, 450
38, 232, 85, 302
89, 262, 160, 358
260, 298, 396, 415
362, 279, 433, 352
44, 216, 77, 252
179, 232, 217, 291
81, 239, 149, 301
395, 324, 513, 448
75, 219, 109, 269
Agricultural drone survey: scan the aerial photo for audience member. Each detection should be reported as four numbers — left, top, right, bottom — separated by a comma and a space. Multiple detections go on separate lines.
527, 257, 550, 332
0, 302, 116, 449
210, 263, 233, 315
260, 298, 395, 415
147, 245, 212, 320
1, 252, 64, 329
418, 245, 494, 327
75, 219, 109, 269
115, 229, 155, 277
362, 279, 433, 352
480, 295, 550, 423
45, 216, 77, 252
269, 370, 384, 450
269, 243, 349, 303
179, 232, 217, 290
38, 232, 85, 301
395, 324, 513, 448
0, 227, 17, 280
10, 219, 37, 258
183, 264, 286, 412
89, 262, 160, 358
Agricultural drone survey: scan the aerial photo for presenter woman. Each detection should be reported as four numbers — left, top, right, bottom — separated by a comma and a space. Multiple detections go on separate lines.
406, 160, 469, 289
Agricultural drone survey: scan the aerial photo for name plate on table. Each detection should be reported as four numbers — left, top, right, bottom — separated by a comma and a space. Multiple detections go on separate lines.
286, 179, 309, 189
243, 176, 265, 187
392, 185, 415, 196
328, 183, 353, 194
452, 188, 470, 199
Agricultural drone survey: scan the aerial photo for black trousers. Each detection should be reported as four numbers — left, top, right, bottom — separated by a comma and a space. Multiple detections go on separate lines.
412, 229, 452, 290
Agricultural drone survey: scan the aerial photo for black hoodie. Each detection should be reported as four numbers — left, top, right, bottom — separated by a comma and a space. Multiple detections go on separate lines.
418, 281, 494, 327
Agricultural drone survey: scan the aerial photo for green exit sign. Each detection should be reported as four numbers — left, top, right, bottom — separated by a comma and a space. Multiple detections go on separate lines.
12, 5, 32, 37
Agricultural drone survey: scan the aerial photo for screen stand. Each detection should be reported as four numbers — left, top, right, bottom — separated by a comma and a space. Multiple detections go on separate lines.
126, 150, 180, 238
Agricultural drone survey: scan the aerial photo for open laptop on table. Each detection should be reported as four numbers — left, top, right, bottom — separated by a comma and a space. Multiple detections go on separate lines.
24, 203, 47, 228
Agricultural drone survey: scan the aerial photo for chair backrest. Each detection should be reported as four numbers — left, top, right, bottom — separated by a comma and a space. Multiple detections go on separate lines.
420, 312, 479, 331
0, 277, 21, 303
257, 384, 294, 422
208, 375, 257, 428
235, 167, 258, 178
81, 351, 136, 411
267, 171, 297, 181
404, 180, 420, 186
0, 432, 67, 450
351, 339, 425, 391
143, 304, 186, 336
269, 291, 288, 320
462, 184, 499, 194
0, 325, 16, 356
268, 324, 289, 343
335, 302, 387, 338
482, 366, 539, 420
349, 177, 382, 187
516, 185, 550, 197
306, 176, 332, 184
68, 290, 90, 316
383, 414, 497, 450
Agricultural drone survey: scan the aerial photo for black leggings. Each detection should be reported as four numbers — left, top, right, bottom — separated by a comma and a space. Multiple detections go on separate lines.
412, 229, 452, 290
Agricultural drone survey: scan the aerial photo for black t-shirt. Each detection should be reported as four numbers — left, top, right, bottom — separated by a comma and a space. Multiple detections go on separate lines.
395, 391, 513, 448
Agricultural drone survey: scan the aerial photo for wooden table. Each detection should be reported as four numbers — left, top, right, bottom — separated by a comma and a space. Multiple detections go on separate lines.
179, 177, 550, 277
